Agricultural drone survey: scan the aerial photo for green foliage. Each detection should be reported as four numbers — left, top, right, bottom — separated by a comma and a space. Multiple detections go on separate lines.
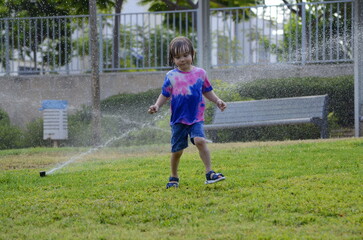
210, 80, 243, 103
67, 105, 93, 147
213, 35, 243, 66
100, 88, 170, 147
139, 26, 172, 69
205, 80, 249, 124
99, 26, 173, 70
0, 0, 114, 71
109, 126, 170, 147
65, 88, 168, 147
209, 124, 321, 143
139, 0, 263, 20
237, 75, 354, 126
22, 118, 50, 148
278, 2, 353, 62
204, 77, 354, 142
0, 139, 362, 239
1, 74, 354, 149
101, 88, 160, 117
0, 124, 23, 150
205, 80, 325, 142
0, 108, 10, 125
1, 0, 114, 18
0, 108, 24, 150
0, 110, 50, 149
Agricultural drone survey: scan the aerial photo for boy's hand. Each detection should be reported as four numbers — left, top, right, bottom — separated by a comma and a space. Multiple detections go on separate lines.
216, 99, 227, 112
148, 105, 159, 114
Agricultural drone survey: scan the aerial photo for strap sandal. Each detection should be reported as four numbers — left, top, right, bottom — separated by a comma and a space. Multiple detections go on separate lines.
166, 176, 179, 189
205, 170, 225, 184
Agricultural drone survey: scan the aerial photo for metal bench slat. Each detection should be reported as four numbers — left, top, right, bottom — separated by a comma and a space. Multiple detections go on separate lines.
213, 108, 324, 123
204, 118, 313, 130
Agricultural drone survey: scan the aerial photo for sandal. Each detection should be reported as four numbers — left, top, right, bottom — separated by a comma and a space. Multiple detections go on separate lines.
205, 170, 225, 184
166, 177, 179, 189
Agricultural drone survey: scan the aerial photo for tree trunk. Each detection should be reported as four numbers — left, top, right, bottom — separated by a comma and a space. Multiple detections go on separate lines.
89, 0, 101, 146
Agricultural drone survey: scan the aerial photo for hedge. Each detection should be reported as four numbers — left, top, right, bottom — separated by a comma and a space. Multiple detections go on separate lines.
236, 75, 354, 127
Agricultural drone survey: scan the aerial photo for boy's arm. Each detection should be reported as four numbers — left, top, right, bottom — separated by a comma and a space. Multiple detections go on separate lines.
148, 94, 169, 114
203, 90, 227, 111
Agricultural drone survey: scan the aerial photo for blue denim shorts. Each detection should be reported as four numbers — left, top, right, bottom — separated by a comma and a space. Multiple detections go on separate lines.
171, 122, 205, 152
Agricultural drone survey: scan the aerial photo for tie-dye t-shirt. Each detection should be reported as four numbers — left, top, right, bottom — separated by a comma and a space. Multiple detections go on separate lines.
161, 67, 213, 125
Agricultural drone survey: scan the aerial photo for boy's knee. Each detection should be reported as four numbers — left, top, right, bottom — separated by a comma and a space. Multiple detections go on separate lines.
172, 150, 183, 157
193, 137, 206, 147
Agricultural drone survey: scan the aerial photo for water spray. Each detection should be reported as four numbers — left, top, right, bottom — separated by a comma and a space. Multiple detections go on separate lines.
103, 113, 214, 142
40, 128, 137, 177
102, 113, 170, 133
39, 111, 169, 177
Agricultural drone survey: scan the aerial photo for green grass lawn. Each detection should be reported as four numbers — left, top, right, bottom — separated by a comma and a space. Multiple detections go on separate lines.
0, 138, 362, 240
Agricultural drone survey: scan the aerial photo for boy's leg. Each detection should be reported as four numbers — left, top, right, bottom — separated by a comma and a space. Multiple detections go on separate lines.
170, 124, 188, 178
189, 122, 212, 173
196, 138, 225, 184
170, 149, 183, 178
193, 137, 212, 173
190, 123, 225, 183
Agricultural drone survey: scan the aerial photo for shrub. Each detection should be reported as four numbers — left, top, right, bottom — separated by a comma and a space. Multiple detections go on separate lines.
0, 108, 25, 150
3, 74, 351, 148
204, 79, 345, 143
0, 125, 23, 150
208, 124, 321, 143
65, 89, 168, 147
101, 88, 161, 121
0, 108, 10, 125
109, 126, 170, 147
205, 80, 251, 123
236, 76, 354, 126
98, 88, 171, 147
22, 118, 50, 148
67, 105, 93, 147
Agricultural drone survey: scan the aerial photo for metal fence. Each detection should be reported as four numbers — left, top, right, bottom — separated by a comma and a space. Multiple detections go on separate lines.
0, 0, 354, 75
210, 0, 353, 67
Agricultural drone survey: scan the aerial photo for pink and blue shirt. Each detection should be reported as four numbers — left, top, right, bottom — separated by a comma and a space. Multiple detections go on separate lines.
161, 67, 213, 125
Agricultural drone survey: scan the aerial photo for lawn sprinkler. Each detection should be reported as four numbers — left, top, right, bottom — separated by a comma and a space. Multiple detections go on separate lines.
39, 171, 46, 177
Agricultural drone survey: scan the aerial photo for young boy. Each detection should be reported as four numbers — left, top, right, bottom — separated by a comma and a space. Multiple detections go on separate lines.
148, 36, 227, 189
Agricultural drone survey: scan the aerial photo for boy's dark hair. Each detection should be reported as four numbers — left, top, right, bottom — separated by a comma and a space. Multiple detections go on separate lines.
168, 36, 195, 67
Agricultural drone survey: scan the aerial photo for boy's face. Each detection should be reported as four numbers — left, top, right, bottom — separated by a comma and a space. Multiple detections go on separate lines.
173, 51, 193, 72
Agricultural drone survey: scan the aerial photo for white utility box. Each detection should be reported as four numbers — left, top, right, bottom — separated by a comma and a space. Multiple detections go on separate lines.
40, 100, 68, 140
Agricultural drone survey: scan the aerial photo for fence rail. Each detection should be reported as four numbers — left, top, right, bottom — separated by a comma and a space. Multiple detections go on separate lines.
0, 0, 354, 75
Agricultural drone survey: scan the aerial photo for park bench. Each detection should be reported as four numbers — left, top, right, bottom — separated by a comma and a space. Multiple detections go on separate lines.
204, 95, 329, 141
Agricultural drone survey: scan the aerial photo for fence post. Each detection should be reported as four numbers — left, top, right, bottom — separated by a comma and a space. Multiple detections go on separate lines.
354, 0, 363, 137
5, 19, 10, 75
301, 2, 307, 65
197, 0, 211, 73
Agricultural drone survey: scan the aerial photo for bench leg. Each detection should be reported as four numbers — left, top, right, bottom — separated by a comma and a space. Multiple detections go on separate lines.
320, 120, 329, 139
321, 125, 329, 139
312, 118, 329, 139
209, 130, 218, 143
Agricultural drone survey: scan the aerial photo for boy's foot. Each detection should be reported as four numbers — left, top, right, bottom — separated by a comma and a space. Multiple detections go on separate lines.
205, 170, 225, 184
166, 177, 179, 189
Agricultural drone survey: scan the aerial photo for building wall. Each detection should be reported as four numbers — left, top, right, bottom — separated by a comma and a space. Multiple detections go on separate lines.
0, 63, 353, 127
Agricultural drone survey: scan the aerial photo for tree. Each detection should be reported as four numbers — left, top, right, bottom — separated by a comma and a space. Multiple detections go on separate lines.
0, 0, 115, 73
89, 0, 101, 146
138, 0, 264, 11
138, 0, 264, 24
0, 0, 114, 18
